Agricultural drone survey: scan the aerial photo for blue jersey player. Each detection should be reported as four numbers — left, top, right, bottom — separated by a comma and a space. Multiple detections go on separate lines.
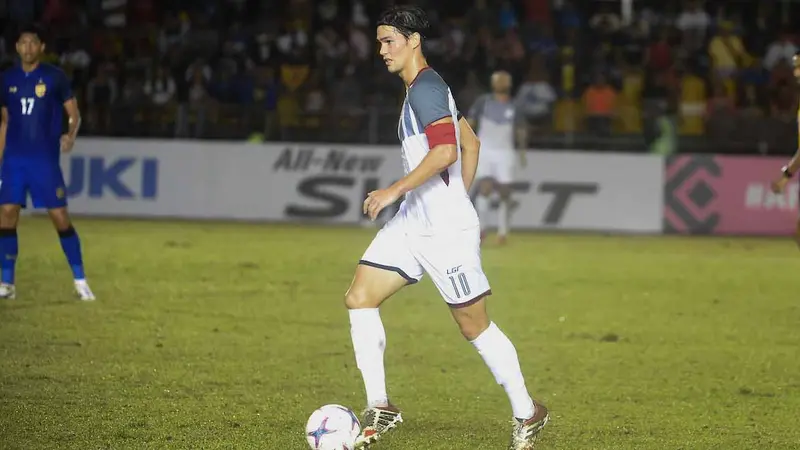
0, 25, 94, 301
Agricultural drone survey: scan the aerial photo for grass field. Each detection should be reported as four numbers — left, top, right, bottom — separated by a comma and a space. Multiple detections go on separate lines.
1, 217, 799, 450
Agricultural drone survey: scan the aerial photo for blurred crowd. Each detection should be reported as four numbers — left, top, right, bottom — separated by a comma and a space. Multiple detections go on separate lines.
0, 0, 798, 154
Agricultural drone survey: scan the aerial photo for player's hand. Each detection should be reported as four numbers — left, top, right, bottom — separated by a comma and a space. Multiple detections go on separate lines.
60, 134, 75, 153
363, 186, 401, 221
771, 176, 789, 194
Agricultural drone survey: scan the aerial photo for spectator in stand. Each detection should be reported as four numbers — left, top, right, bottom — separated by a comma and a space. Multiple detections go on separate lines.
177, 64, 212, 138
676, 0, 711, 56
557, 28, 581, 99
763, 29, 798, 71
677, 61, 707, 136
708, 21, 751, 89
523, 0, 551, 27
645, 28, 672, 73
86, 63, 118, 134
144, 65, 177, 106
526, 24, 558, 66
515, 57, 557, 136
158, 12, 190, 55
705, 76, 737, 145
589, 4, 622, 36
0, 0, 790, 149
582, 73, 617, 139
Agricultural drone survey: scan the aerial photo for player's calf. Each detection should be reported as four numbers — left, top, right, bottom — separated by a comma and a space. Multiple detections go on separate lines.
57, 226, 85, 280
497, 186, 513, 242
474, 179, 494, 243
454, 301, 545, 447
52, 220, 95, 301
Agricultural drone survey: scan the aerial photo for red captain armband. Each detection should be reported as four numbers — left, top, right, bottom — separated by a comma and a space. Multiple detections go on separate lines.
424, 122, 457, 149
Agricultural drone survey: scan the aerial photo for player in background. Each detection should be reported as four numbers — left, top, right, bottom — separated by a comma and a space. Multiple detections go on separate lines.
468, 71, 528, 245
0, 24, 94, 301
771, 51, 800, 249
345, 6, 548, 449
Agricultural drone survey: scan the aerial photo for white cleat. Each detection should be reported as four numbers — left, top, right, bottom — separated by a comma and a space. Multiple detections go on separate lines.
74, 280, 95, 301
509, 400, 550, 450
0, 283, 16, 299
354, 404, 403, 448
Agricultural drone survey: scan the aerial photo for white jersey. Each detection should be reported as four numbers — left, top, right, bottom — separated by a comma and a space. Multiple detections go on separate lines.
468, 94, 523, 154
395, 68, 479, 235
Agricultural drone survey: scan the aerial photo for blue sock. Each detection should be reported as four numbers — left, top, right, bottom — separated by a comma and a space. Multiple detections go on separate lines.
58, 226, 85, 280
0, 228, 18, 285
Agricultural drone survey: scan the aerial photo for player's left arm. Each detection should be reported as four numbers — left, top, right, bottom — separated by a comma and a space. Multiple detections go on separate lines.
771, 114, 800, 193
459, 116, 480, 192
390, 115, 458, 195
514, 105, 528, 167
0, 107, 7, 160
59, 70, 81, 152
364, 75, 458, 220
0, 73, 7, 158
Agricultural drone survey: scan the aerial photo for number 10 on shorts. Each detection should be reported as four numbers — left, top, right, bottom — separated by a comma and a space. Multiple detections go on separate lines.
449, 272, 471, 299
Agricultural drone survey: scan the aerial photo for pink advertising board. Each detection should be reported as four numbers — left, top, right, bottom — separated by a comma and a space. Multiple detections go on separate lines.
664, 155, 798, 235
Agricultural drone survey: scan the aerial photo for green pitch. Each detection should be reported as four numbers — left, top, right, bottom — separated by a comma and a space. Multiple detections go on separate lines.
1, 217, 799, 449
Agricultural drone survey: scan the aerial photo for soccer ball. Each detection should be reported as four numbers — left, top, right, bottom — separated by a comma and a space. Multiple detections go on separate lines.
305, 404, 361, 450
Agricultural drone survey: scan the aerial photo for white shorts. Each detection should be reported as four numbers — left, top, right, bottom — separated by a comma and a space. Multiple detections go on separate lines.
359, 217, 492, 307
475, 150, 514, 185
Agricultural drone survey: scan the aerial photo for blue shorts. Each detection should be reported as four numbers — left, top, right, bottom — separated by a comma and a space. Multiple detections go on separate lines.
0, 159, 68, 209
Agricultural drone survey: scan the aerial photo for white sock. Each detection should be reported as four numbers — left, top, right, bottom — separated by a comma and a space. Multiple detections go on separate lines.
349, 308, 388, 407
475, 194, 491, 231
471, 322, 535, 420
498, 200, 509, 237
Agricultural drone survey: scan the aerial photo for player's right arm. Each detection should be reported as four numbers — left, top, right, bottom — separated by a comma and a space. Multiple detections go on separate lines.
459, 116, 480, 192
0, 71, 7, 159
363, 74, 459, 220
771, 113, 800, 193
57, 69, 80, 153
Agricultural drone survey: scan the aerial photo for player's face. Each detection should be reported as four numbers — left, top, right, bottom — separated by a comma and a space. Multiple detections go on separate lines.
377, 25, 411, 74
491, 73, 512, 94
16, 33, 44, 64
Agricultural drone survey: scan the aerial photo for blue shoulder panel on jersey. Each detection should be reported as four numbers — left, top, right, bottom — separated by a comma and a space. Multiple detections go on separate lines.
407, 69, 455, 129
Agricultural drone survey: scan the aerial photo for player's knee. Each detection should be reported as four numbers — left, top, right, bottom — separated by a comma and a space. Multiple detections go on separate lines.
344, 286, 380, 310
450, 304, 491, 340
48, 209, 71, 231
457, 318, 490, 341
0, 207, 19, 228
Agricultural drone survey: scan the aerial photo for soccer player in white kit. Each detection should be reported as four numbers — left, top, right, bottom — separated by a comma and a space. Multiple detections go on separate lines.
468, 71, 528, 245
346, 6, 548, 449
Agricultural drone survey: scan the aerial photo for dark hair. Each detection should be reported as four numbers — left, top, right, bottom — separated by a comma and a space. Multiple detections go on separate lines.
17, 23, 46, 43
377, 5, 430, 40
